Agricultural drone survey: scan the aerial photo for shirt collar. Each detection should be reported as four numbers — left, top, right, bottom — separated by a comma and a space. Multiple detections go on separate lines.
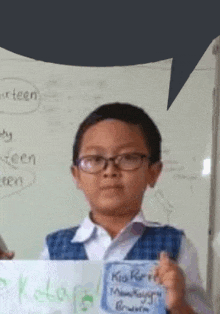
71, 210, 162, 243
71, 212, 96, 243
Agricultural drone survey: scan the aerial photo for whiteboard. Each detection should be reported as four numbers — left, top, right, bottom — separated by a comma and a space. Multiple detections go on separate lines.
0, 42, 215, 290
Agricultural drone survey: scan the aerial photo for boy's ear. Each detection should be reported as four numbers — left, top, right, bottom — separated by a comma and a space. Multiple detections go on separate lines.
148, 161, 163, 188
71, 166, 82, 190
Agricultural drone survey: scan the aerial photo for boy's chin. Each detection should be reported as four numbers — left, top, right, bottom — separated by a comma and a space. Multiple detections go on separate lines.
92, 199, 139, 216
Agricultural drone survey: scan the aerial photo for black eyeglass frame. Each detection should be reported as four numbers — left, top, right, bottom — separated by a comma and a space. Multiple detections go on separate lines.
75, 153, 150, 174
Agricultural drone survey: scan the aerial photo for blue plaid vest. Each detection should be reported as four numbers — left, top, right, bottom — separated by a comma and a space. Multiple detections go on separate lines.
46, 225, 184, 314
46, 224, 183, 261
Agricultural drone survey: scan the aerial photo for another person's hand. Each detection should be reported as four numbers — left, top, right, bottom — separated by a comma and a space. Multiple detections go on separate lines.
153, 251, 192, 312
0, 248, 14, 260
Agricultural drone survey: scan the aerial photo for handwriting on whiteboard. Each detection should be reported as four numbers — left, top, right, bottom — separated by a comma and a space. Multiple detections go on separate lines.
0, 157, 36, 199
0, 78, 40, 114
3, 148, 36, 166
0, 129, 12, 143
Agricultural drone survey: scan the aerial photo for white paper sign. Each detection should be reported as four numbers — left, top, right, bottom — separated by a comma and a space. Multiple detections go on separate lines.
0, 261, 166, 313
101, 261, 166, 313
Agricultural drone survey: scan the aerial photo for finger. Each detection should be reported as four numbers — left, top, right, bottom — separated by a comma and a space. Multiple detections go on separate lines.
154, 252, 177, 284
153, 261, 169, 277
158, 266, 185, 289
154, 264, 180, 286
153, 266, 160, 280
0, 251, 14, 260
159, 252, 177, 269
162, 269, 179, 283
160, 251, 171, 262
162, 273, 186, 298
6, 252, 15, 259
153, 267, 168, 285
154, 269, 175, 286
158, 263, 179, 281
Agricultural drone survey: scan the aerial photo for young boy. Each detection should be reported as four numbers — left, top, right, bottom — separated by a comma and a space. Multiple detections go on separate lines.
2, 103, 213, 313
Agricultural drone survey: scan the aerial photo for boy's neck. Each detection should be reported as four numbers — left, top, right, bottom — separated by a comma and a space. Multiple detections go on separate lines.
89, 209, 140, 239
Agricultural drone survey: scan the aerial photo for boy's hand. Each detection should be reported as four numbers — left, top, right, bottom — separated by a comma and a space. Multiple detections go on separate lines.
0, 248, 14, 260
153, 251, 187, 311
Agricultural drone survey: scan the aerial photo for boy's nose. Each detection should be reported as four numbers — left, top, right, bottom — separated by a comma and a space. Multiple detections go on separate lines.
103, 159, 120, 177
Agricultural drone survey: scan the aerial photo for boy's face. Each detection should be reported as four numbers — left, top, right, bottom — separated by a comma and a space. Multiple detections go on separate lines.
71, 119, 162, 217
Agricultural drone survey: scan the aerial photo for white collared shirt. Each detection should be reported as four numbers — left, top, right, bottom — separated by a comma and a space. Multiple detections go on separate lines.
40, 211, 213, 313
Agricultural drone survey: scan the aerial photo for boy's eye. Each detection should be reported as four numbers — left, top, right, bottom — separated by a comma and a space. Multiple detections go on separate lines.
92, 156, 103, 162
123, 154, 139, 161
86, 156, 103, 163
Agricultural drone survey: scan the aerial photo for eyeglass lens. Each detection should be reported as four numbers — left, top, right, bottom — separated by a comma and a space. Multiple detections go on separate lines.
79, 154, 146, 173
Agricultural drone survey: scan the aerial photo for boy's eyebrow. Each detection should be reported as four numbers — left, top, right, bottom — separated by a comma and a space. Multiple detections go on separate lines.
84, 143, 140, 151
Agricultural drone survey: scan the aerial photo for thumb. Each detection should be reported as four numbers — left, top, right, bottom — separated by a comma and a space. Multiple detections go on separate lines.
160, 251, 169, 260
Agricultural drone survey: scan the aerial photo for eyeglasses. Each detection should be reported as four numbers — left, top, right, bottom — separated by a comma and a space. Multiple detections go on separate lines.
76, 153, 149, 174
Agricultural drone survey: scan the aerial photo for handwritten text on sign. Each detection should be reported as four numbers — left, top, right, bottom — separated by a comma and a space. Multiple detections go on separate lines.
0, 261, 101, 313
101, 261, 166, 313
0, 261, 166, 313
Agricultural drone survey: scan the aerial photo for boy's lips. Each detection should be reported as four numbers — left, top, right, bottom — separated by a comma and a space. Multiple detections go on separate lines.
100, 184, 123, 190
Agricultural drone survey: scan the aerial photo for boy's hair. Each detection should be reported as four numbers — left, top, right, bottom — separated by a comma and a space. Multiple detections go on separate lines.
73, 102, 162, 165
